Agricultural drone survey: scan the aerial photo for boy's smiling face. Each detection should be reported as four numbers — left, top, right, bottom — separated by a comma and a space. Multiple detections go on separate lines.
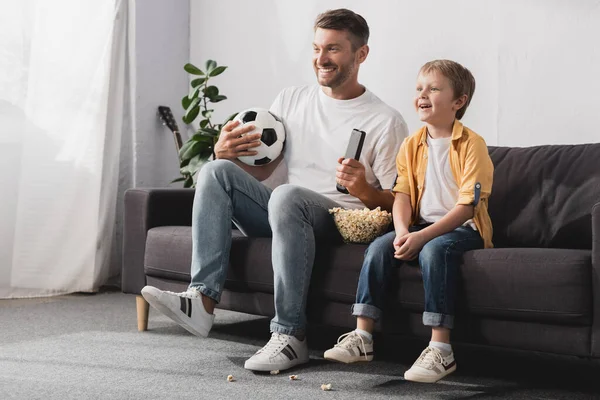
414, 70, 465, 125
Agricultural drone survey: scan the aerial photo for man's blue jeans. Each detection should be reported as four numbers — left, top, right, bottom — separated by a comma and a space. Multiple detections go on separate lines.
352, 225, 483, 329
189, 160, 342, 336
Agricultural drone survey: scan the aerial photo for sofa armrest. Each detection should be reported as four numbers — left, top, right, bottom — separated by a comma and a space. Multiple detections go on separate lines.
122, 188, 195, 295
592, 201, 600, 356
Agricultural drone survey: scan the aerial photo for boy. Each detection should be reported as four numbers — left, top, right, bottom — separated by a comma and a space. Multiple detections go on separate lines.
323, 59, 494, 383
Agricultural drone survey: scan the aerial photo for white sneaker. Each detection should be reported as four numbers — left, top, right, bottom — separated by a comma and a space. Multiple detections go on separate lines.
141, 285, 215, 337
244, 333, 309, 372
404, 346, 457, 383
324, 331, 374, 363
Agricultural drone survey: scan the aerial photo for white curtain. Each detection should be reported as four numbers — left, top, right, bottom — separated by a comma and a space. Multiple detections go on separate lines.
0, 0, 128, 298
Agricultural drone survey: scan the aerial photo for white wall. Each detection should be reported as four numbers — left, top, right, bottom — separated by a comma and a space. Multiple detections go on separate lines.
132, 0, 190, 187
190, 0, 600, 146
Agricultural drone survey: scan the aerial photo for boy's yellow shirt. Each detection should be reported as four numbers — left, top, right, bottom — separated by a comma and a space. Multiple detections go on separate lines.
392, 120, 494, 248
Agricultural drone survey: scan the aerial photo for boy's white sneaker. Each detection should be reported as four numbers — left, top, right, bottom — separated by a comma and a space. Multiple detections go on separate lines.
141, 285, 214, 337
404, 346, 457, 383
244, 333, 309, 372
324, 331, 374, 363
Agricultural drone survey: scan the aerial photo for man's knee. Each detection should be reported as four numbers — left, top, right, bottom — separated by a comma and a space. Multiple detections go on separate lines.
196, 159, 238, 188
268, 184, 304, 213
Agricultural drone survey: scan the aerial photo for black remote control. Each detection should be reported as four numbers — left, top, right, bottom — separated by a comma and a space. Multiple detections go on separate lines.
336, 129, 366, 194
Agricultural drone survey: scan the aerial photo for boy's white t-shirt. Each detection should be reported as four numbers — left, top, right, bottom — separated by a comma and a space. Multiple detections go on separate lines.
419, 135, 476, 229
265, 85, 408, 209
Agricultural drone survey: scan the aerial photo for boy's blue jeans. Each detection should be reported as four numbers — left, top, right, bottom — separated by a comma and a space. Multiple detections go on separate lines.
352, 225, 483, 329
189, 160, 342, 337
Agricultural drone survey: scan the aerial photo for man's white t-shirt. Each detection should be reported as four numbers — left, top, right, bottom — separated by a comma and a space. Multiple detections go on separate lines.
419, 135, 476, 229
265, 85, 408, 209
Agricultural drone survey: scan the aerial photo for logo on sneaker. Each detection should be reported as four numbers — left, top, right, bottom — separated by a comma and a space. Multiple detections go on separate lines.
179, 297, 192, 317
443, 360, 456, 371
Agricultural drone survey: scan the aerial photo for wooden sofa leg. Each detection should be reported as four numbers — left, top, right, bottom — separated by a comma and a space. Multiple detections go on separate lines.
136, 295, 149, 331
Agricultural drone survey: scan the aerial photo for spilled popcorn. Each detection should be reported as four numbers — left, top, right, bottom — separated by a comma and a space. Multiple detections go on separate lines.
289, 375, 298, 380
227, 375, 235, 382
320, 383, 332, 391
329, 206, 392, 244
270, 370, 280, 375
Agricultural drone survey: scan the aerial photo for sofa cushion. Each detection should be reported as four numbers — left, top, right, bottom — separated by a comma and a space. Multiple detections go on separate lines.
487, 144, 600, 249
145, 228, 592, 325
145, 227, 278, 292
396, 248, 592, 325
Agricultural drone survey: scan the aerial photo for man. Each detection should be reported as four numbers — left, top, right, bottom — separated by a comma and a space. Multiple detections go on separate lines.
141, 8, 408, 372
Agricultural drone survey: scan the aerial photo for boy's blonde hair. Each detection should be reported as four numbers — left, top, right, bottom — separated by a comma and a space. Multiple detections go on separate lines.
420, 60, 475, 120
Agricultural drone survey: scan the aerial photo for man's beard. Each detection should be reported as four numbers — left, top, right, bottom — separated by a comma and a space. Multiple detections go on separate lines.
316, 63, 353, 89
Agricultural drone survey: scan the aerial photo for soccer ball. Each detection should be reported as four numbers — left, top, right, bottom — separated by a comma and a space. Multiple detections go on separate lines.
234, 108, 285, 166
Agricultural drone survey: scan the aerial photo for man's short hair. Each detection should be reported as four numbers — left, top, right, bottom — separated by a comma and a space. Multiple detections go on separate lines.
420, 60, 476, 120
314, 9, 369, 51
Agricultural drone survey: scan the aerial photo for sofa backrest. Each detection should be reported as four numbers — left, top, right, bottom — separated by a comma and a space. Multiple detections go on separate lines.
487, 143, 600, 249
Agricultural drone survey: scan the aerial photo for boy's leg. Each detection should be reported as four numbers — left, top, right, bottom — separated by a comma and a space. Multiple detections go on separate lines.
142, 160, 273, 337
325, 231, 397, 364
244, 184, 342, 371
404, 226, 483, 383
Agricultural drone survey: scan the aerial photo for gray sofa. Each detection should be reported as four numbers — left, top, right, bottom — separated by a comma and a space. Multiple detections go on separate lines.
122, 144, 600, 359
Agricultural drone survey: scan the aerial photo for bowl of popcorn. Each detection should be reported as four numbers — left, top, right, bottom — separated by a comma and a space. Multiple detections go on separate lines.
329, 206, 392, 244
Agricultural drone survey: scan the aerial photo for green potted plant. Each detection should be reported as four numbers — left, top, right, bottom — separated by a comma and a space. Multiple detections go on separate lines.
175, 59, 237, 188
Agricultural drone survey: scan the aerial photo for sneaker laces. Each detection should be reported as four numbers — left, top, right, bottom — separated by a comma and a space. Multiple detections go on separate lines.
414, 346, 444, 370
256, 333, 290, 358
335, 331, 369, 361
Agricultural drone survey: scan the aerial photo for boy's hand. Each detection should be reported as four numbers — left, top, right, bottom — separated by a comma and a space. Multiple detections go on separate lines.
214, 120, 262, 161
394, 231, 427, 261
392, 229, 409, 254
336, 157, 368, 197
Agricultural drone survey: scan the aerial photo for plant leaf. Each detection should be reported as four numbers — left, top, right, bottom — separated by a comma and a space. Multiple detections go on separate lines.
211, 95, 227, 103
178, 140, 198, 161
208, 66, 227, 77
200, 119, 210, 129
191, 77, 206, 87
184, 175, 194, 188
180, 154, 209, 175
224, 112, 238, 124
203, 85, 219, 99
187, 86, 201, 100
171, 177, 186, 184
184, 63, 205, 75
182, 104, 199, 124
179, 140, 204, 161
181, 95, 192, 110
189, 133, 215, 144
198, 127, 220, 137
202, 109, 214, 119
205, 60, 217, 74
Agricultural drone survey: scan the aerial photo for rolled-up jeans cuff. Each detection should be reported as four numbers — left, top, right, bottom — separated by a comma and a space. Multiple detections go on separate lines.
191, 285, 220, 303
270, 322, 304, 337
351, 303, 382, 321
423, 312, 454, 329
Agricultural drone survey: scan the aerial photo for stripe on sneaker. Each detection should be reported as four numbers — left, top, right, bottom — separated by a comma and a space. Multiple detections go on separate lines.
280, 346, 294, 361
287, 344, 298, 359
359, 349, 374, 357
180, 297, 186, 314
179, 297, 192, 318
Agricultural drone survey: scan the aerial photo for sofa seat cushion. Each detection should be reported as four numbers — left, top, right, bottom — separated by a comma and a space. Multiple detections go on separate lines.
145, 227, 278, 292
145, 228, 592, 325
397, 248, 592, 325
